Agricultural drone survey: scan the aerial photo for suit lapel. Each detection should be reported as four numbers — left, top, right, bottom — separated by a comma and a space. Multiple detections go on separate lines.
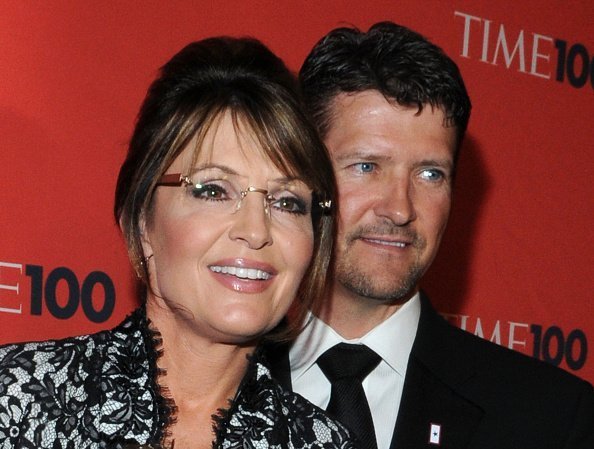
390, 357, 483, 449
389, 294, 483, 449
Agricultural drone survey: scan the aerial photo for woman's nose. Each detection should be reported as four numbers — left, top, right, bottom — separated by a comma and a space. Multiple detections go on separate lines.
228, 189, 273, 249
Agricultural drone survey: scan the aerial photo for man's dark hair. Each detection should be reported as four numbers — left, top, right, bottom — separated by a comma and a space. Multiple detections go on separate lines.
299, 21, 471, 153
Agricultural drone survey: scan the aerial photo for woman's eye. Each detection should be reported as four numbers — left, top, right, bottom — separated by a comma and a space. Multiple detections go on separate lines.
271, 195, 307, 215
189, 183, 229, 200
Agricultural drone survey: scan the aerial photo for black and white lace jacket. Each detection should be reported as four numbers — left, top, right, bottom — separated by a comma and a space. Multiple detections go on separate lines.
0, 309, 356, 449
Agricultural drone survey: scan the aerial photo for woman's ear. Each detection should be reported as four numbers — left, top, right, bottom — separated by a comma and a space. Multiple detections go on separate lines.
139, 213, 154, 257
117, 216, 127, 235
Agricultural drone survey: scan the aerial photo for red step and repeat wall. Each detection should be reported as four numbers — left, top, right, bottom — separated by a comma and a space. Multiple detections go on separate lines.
1, 1, 592, 383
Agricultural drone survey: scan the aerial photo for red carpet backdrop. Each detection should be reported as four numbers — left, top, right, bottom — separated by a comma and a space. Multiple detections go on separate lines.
1, 1, 592, 383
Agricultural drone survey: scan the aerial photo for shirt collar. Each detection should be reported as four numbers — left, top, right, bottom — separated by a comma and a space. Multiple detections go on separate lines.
290, 293, 421, 381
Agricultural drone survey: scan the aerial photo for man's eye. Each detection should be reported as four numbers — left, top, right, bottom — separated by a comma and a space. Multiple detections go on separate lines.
353, 162, 376, 173
189, 183, 229, 200
419, 169, 445, 182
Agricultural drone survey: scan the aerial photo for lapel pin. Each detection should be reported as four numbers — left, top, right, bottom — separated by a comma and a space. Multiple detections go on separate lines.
429, 423, 441, 445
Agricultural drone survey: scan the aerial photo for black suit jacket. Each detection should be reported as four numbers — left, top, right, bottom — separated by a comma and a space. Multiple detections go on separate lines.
266, 294, 594, 449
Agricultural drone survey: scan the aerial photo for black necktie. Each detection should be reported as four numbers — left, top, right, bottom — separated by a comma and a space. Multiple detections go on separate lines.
317, 343, 381, 449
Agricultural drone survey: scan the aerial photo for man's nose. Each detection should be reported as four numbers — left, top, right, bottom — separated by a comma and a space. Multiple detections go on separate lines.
372, 177, 416, 225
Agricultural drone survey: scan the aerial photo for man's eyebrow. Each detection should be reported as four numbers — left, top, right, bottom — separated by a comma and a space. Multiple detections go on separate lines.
415, 158, 453, 168
334, 150, 392, 163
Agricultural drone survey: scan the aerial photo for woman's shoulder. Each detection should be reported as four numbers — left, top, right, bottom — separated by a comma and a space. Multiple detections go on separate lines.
0, 308, 159, 447
0, 308, 146, 398
0, 331, 103, 378
1, 308, 137, 358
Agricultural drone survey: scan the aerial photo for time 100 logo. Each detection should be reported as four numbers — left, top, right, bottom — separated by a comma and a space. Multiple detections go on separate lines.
0, 261, 115, 323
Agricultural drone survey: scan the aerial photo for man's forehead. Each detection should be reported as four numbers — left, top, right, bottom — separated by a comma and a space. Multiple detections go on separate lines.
323, 90, 457, 170
326, 91, 454, 137
328, 90, 450, 120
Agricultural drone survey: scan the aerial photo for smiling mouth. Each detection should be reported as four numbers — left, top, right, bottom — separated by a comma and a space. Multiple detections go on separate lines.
362, 238, 408, 248
209, 265, 272, 280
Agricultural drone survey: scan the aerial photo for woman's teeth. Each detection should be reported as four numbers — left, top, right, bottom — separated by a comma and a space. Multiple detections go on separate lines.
209, 265, 271, 280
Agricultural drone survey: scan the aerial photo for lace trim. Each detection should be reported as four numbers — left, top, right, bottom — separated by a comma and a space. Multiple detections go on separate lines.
136, 307, 178, 447
211, 349, 262, 449
131, 308, 265, 449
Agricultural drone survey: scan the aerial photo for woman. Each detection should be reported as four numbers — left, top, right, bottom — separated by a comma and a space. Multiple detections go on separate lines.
0, 37, 355, 449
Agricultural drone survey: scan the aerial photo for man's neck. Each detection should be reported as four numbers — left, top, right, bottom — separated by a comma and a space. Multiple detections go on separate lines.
316, 285, 417, 339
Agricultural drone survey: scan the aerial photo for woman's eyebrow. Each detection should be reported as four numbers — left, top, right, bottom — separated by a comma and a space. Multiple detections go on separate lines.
192, 164, 307, 184
190, 164, 239, 175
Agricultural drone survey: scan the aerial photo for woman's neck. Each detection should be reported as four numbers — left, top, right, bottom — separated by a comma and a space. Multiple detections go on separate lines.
145, 300, 257, 448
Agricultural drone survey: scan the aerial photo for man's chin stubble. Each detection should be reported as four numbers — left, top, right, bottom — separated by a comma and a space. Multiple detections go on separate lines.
335, 260, 424, 303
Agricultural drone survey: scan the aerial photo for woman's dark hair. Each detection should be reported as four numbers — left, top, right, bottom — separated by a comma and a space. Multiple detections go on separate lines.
114, 37, 335, 339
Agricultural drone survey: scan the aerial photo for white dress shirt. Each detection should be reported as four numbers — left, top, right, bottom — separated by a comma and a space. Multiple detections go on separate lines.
289, 293, 421, 449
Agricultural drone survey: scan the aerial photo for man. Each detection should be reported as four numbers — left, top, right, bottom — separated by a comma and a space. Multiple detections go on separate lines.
268, 22, 594, 449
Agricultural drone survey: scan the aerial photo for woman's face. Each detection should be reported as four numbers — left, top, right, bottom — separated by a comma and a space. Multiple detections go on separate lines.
141, 112, 314, 343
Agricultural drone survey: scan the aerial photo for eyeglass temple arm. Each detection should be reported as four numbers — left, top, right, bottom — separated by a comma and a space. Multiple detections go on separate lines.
156, 173, 190, 186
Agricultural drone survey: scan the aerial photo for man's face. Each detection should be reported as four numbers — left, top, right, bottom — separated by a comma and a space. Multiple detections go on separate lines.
324, 90, 456, 303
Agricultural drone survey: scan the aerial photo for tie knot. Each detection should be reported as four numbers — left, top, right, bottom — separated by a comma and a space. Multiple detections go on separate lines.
317, 343, 381, 382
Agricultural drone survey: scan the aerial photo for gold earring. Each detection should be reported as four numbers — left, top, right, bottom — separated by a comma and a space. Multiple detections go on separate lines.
135, 254, 154, 279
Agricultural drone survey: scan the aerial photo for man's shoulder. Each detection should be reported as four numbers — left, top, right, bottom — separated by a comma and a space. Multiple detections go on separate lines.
404, 303, 593, 447
413, 305, 594, 438
416, 295, 588, 384
438, 313, 590, 389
